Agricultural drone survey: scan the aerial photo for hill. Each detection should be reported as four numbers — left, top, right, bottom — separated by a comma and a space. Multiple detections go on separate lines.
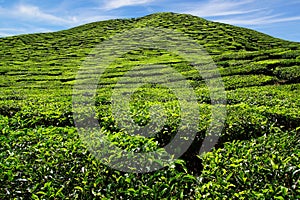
0, 12, 299, 199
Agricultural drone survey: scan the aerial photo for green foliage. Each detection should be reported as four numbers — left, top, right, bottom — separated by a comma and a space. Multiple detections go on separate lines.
0, 12, 299, 199
0, 125, 198, 199
197, 127, 300, 199
274, 65, 300, 83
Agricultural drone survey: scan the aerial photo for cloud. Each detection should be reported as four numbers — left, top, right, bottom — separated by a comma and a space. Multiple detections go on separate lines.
218, 15, 300, 25
74, 15, 120, 24
181, 0, 258, 17
176, 0, 300, 26
102, 0, 155, 10
0, 3, 117, 27
0, 33, 9, 37
1, 0, 299, 39
0, 4, 75, 25
0, 27, 54, 37
0, 3, 118, 37
14, 4, 76, 25
0, 27, 27, 37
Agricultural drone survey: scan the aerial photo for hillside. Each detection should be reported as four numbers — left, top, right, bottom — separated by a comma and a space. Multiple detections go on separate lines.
0, 12, 299, 199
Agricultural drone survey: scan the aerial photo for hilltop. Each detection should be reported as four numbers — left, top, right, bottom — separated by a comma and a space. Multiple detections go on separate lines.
0, 12, 299, 199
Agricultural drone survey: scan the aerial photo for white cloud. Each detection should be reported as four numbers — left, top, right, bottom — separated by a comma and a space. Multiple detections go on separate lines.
0, 4, 76, 25
0, 28, 27, 37
74, 15, 120, 25
14, 4, 76, 25
182, 0, 258, 17
0, 27, 55, 37
0, 32, 13, 37
103, 0, 155, 10
1, 0, 300, 38
177, 0, 300, 26
0, 4, 116, 27
218, 15, 300, 25
0, 28, 25, 32
0, 3, 121, 36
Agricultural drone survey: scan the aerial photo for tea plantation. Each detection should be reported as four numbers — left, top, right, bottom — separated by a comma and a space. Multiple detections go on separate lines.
0, 12, 299, 199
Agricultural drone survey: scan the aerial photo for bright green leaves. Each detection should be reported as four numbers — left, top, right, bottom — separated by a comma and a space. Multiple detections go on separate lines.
197, 128, 300, 199
0, 12, 299, 199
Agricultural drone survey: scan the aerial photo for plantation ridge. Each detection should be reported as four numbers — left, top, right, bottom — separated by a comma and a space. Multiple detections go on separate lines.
0, 12, 299, 199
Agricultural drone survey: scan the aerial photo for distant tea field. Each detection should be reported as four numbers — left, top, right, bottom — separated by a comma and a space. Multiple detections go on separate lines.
0, 13, 299, 199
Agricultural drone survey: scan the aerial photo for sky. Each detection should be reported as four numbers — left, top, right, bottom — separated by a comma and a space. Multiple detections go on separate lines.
0, 0, 300, 42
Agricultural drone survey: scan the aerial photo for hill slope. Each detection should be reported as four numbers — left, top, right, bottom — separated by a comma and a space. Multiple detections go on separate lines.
0, 12, 299, 199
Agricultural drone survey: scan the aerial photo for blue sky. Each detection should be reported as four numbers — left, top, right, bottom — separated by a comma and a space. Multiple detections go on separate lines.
0, 0, 300, 42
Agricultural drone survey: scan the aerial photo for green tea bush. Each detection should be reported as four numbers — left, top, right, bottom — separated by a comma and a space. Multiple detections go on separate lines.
0, 125, 199, 199
222, 75, 277, 90
0, 12, 299, 199
197, 127, 300, 199
274, 65, 300, 83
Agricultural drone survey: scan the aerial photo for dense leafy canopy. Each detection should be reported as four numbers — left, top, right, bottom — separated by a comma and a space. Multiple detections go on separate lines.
0, 12, 299, 199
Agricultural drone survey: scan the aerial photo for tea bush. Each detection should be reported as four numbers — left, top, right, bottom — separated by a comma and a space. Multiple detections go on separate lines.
0, 12, 299, 199
197, 127, 300, 199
